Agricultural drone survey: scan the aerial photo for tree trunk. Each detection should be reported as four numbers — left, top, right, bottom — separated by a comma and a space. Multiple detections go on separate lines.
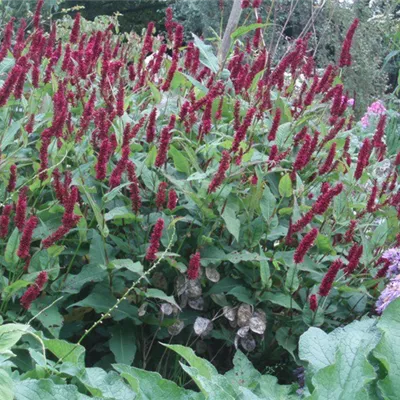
219, 0, 242, 67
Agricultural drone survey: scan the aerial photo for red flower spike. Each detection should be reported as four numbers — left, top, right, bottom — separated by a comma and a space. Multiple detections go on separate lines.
208, 151, 231, 193
293, 228, 318, 264
309, 294, 318, 312
187, 252, 201, 280
33, 0, 44, 30
372, 114, 386, 148
70, 13, 81, 44
167, 189, 178, 210
267, 109, 281, 141
7, 164, 17, 193
0, 204, 13, 238
339, 19, 359, 67
319, 259, 343, 296
15, 186, 28, 232
354, 138, 372, 180
17, 216, 38, 259
95, 138, 111, 180
145, 218, 165, 262
127, 161, 141, 214
146, 108, 157, 143
156, 182, 168, 210
366, 183, 378, 213
319, 143, 336, 175
155, 115, 176, 167
20, 285, 40, 310
344, 220, 357, 243
293, 134, 312, 172
344, 244, 363, 276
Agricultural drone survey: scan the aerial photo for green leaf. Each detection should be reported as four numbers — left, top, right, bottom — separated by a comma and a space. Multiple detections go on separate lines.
44, 339, 85, 367
145, 288, 180, 309
300, 319, 380, 399
148, 81, 161, 103
276, 327, 297, 360
2, 280, 30, 298
0, 323, 31, 353
5, 228, 19, 269
227, 286, 254, 304
260, 186, 276, 221
109, 323, 137, 365
0, 369, 13, 400
113, 364, 202, 400
169, 145, 191, 175
78, 368, 136, 399
230, 23, 269, 41
14, 379, 92, 400
163, 344, 218, 380
1, 119, 22, 151
53, 264, 107, 294
260, 292, 301, 311
259, 247, 271, 289
278, 174, 293, 198
192, 34, 219, 74
68, 285, 139, 322
257, 375, 294, 400
374, 299, 400, 399
225, 350, 261, 390
285, 264, 299, 293
316, 234, 334, 255
221, 201, 240, 242
110, 259, 143, 274
371, 220, 388, 248
105, 207, 137, 222
79, 185, 109, 237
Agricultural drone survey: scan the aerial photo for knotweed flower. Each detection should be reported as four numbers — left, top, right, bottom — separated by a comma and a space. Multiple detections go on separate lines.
241, 0, 251, 8
145, 218, 164, 261
267, 109, 281, 141
0, 18, 14, 63
155, 115, 176, 167
156, 182, 168, 210
319, 259, 343, 296
344, 220, 357, 243
0, 204, 13, 238
372, 114, 386, 148
109, 145, 130, 189
7, 164, 17, 192
127, 161, 141, 214
33, 0, 44, 30
366, 183, 378, 212
344, 244, 363, 276
95, 138, 111, 180
339, 19, 359, 67
309, 294, 318, 311
15, 186, 28, 232
167, 189, 178, 210
188, 252, 201, 280
318, 143, 336, 175
231, 107, 256, 152
20, 271, 48, 310
17, 216, 38, 259
354, 138, 372, 180
208, 151, 231, 193
146, 108, 157, 143
304, 76, 319, 107
293, 134, 312, 172
13, 18, 27, 60
293, 228, 318, 264
70, 13, 81, 44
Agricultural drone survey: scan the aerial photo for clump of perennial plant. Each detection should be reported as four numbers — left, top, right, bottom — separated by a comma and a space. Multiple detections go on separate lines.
0, 1, 398, 373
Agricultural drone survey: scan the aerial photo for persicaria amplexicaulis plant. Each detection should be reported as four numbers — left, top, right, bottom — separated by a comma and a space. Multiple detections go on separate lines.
0, 2, 398, 368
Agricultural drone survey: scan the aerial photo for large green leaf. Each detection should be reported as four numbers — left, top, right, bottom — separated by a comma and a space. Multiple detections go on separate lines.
113, 364, 202, 400
302, 319, 380, 399
78, 368, 136, 399
44, 339, 85, 367
374, 299, 400, 399
14, 379, 93, 400
0, 369, 13, 400
4, 228, 19, 270
109, 323, 137, 365
192, 34, 219, 73
169, 145, 191, 175
260, 186, 276, 221
0, 324, 31, 353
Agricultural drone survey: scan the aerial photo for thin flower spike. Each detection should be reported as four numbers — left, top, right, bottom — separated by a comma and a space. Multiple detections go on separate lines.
339, 19, 359, 67
293, 228, 318, 264
145, 219, 164, 262
188, 252, 201, 280
319, 259, 343, 296
17, 216, 38, 259
309, 294, 318, 311
208, 151, 231, 193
